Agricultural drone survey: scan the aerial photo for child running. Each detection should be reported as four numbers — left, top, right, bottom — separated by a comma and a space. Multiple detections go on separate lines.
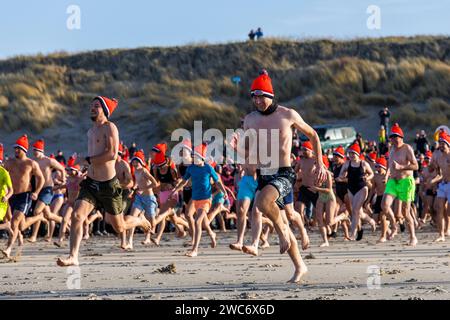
170, 143, 228, 257
125, 150, 173, 249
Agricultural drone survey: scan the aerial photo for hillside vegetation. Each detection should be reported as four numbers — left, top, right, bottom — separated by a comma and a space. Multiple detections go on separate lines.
0, 36, 449, 148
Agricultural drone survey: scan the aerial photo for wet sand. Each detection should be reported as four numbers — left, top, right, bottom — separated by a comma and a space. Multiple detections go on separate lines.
1, 225, 450, 300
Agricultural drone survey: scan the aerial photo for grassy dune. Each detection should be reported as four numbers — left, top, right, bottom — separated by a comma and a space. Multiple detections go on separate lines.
0, 36, 448, 143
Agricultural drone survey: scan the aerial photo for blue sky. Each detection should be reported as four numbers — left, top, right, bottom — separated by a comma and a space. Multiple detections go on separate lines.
0, 0, 448, 59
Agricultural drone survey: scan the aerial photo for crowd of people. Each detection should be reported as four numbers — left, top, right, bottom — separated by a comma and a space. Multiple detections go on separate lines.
0, 71, 449, 284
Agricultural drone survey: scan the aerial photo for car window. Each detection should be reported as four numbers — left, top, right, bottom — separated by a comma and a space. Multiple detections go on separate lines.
325, 129, 335, 140
334, 129, 343, 140
341, 127, 355, 139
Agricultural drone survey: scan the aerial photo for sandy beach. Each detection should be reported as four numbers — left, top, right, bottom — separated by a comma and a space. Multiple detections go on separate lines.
1, 224, 450, 300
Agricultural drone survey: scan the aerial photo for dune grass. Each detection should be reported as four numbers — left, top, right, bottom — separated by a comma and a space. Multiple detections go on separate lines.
0, 36, 448, 137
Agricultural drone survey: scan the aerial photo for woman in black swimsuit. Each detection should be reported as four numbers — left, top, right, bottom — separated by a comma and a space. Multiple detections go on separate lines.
337, 144, 376, 240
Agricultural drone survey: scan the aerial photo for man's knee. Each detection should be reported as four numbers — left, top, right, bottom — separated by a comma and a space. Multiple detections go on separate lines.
381, 199, 391, 213
256, 196, 274, 212
114, 225, 125, 234
72, 210, 88, 225
11, 217, 21, 229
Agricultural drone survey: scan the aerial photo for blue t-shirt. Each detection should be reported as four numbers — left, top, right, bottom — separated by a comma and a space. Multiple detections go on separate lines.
183, 164, 219, 200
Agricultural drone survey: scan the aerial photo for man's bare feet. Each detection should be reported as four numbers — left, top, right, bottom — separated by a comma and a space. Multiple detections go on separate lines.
377, 237, 387, 244
229, 243, 243, 251
185, 250, 198, 257
150, 238, 160, 247
44, 237, 52, 243
408, 237, 418, 247
1, 248, 11, 259
387, 228, 398, 240
260, 240, 270, 249
176, 230, 187, 238
82, 234, 89, 240
56, 256, 79, 267
210, 232, 217, 248
434, 236, 445, 243
287, 263, 308, 284
319, 241, 329, 248
301, 235, 310, 250
53, 241, 64, 248
121, 244, 133, 251
141, 239, 152, 246
27, 237, 37, 244
242, 245, 258, 256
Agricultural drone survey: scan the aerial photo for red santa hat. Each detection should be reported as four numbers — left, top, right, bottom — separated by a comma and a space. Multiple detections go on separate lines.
333, 146, 345, 158
250, 69, 274, 99
152, 143, 168, 166
33, 139, 45, 153
181, 139, 192, 152
368, 152, 377, 162
389, 123, 404, 139
193, 143, 207, 161
348, 143, 361, 157
67, 156, 80, 172
301, 141, 314, 152
376, 156, 387, 170
132, 150, 146, 166
93, 96, 118, 119
14, 135, 29, 153
439, 132, 450, 147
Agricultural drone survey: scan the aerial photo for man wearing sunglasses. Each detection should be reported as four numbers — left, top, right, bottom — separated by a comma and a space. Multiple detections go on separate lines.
238, 70, 327, 283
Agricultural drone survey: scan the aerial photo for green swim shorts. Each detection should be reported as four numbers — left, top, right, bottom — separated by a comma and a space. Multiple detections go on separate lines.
384, 176, 415, 202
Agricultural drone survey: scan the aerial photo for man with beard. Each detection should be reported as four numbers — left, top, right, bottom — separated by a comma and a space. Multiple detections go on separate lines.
57, 96, 151, 267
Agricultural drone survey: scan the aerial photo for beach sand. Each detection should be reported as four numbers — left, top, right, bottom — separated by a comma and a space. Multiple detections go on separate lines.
1, 225, 450, 300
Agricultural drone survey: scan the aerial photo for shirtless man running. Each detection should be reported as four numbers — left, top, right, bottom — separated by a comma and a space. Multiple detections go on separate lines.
28, 139, 65, 243
295, 141, 319, 228
430, 132, 450, 242
116, 143, 134, 215
116, 143, 134, 247
57, 96, 151, 267
378, 123, 419, 246
2, 135, 46, 258
239, 70, 327, 283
